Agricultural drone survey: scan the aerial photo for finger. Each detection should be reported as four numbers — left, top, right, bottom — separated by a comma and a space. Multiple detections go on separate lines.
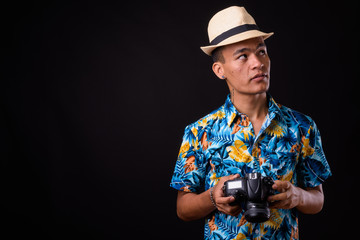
229, 206, 243, 216
221, 174, 240, 183
229, 173, 240, 180
268, 192, 287, 202
214, 174, 241, 198
273, 181, 291, 192
269, 200, 286, 209
270, 197, 293, 209
216, 196, 236, 205
218, 204, 242, 216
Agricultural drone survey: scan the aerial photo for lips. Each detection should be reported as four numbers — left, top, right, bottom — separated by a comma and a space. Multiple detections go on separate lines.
250, 73, 268, 81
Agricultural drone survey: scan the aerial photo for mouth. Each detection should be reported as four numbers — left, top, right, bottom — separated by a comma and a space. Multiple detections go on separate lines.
250, 73, 268, 81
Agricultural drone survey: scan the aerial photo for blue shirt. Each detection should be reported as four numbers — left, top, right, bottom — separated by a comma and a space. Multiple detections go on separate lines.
170, 95, 331, 239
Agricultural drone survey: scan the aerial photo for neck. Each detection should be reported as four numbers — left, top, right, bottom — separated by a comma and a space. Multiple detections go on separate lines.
231, 92, 268, 120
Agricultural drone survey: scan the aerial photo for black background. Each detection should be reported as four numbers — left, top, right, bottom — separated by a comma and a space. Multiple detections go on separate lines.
1, 0, 358, 239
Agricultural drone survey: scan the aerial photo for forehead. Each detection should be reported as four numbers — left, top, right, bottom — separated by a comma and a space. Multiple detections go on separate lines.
222, 37, 265, 55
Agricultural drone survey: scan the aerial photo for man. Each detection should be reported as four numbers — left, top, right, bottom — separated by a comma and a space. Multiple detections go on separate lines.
170, 6, 331, 239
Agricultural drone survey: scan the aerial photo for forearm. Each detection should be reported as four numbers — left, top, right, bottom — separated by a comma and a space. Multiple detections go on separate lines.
296, 185, 324, 214
176, 189, 216, 221
269, 181, 324, 214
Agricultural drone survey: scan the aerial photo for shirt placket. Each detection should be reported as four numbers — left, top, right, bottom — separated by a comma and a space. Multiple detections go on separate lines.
231, 114, 256, 172
236, 112, 277, 172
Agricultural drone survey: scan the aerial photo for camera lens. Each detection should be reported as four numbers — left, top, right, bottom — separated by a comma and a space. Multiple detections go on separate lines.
244, 202, 271, 223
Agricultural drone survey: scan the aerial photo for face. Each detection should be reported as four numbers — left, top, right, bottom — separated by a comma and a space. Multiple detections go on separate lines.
212, 37, 270, 96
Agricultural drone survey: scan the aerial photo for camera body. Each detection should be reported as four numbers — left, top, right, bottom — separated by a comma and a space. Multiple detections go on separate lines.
223, 172, 275, 223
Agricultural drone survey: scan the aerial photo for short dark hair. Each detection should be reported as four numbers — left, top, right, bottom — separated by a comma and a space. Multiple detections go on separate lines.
211, 47, 225, 63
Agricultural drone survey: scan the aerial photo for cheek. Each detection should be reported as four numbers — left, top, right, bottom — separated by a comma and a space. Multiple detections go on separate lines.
229, 65, 246, 78
264, 57, 271, 70
229, 70, 248, 86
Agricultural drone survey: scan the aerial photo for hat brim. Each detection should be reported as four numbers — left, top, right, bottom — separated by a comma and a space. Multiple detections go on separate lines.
200, 30, 274, 56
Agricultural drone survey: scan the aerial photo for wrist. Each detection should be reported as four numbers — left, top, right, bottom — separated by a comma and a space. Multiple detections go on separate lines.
295, 186, 305, 208
209, 187, 217, 210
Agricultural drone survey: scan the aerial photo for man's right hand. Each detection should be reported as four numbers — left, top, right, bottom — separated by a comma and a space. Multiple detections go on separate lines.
212, 174, 243, 216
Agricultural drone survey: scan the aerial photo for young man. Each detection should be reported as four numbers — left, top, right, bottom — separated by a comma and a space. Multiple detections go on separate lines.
170, 6, 331, 239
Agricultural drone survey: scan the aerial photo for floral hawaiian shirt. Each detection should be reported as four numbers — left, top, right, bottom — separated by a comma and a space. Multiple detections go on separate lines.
170, 94, 331, 240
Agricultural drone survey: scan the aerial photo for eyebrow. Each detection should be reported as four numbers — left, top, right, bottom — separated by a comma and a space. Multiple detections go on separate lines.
233, 42, 266, 56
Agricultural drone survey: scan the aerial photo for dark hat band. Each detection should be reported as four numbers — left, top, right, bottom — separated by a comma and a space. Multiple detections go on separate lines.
210, 24, 259, 45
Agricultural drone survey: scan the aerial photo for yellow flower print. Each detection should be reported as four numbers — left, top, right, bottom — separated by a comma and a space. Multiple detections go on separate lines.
192, 138, 200, 151
214, 109, 226, 119
178, 141, 190, 158
191, 127, 198, 137
241, 127, 254, 141
265, 120, 285, 137
233, 218, 251, 239
232, 220, 253, 240
233, 232, 247, 240
227, 140, 253, 163
237, 215, 247, 227
301, 127, 315, 157
197, 118, 208, 128
301, 136, 315, 157
259, 222, 268, 236
264, 209, 282, 229
227, 112, 237, 127
210, 172, 220, 186
279, 170, 293, 182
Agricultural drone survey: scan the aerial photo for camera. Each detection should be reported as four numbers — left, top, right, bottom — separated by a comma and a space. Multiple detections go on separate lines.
222, 173, 275, 223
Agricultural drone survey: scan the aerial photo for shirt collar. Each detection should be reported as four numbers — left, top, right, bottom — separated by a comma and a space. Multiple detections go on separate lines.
224, 95, 239, 127
224, 93, 283, 127
267, 94, 283, 121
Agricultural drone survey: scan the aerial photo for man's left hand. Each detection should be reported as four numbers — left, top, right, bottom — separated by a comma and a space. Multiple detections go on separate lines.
267, 180, 302, 209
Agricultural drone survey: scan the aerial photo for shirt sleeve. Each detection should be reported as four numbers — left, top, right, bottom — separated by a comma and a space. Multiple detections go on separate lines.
297, 119, 332, 188
170, 124, 208, 193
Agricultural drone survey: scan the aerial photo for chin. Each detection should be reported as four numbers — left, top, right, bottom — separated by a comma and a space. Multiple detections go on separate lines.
255, 82, 270, 93
236, 81, 270, 95
250, 85, 270, 95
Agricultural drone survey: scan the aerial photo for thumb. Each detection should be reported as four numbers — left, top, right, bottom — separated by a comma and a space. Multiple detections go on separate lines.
216, 195, 235, 204
229, 173, 240, 180
221, 173, 240, 183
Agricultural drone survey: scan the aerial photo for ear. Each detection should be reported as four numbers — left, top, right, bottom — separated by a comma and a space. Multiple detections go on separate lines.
212, 62, 226, 80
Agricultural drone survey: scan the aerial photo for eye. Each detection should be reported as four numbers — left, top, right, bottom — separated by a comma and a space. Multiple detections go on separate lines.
258, 49, 267, 56
238, 54, 247, 60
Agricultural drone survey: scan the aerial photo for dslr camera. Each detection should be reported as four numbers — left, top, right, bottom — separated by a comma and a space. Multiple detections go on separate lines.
223, 172, 275, 223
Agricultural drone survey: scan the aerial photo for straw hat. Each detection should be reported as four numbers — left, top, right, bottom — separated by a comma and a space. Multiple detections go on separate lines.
200, 6, 274, 56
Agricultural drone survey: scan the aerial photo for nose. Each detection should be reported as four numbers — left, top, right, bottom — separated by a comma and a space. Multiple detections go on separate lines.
249, 54, 263, 70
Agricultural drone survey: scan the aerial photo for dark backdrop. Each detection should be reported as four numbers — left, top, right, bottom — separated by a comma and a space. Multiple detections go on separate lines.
1, 0, 358, 239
